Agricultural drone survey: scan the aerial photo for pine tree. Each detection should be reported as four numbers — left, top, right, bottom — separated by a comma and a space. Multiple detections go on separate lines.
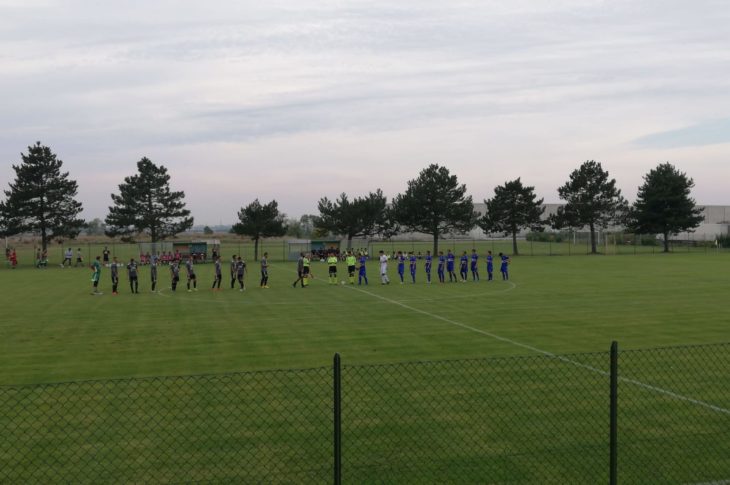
0, 142, 84, 250
480, 178, 545, 255
105, 157, 193, 247
231, 199, 287, 261
391, 164, 476, 255
316, 189, 388, 248
628, 163, 704, 252
552, 160, 627, 254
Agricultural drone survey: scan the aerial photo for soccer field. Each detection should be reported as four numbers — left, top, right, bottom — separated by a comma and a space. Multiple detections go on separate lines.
1, 252, 729, 385
1, 253, 729, 483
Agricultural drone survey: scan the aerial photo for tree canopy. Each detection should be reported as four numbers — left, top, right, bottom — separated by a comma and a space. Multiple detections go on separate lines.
105, 157, 193, 245
552, 160, 627, 254
0, 142, 85, 250
480, 178, 545, 255
627, 162, 704, 252
231, 199, 287, 260
391, 164, 476, 255
315, 189, 388, 247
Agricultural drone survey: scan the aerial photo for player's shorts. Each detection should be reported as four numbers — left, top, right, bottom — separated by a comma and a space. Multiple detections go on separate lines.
347, 265, 355, 274
130, 275, 138, 281
188, 273, 196, 280
76, 258, 83, 263
103, 255, 109, 262
329, 266, 337, 274
303, 267, 310, 275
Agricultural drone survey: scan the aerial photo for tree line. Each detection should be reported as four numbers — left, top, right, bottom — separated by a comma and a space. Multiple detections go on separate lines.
0, 142, 704, 258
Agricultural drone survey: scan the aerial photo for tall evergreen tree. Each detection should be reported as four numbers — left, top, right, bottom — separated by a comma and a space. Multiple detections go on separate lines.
480, 178, 545, 255
628, 163, 704, 252
551, 160, 627, 254
231, 199, 287, 261
391, 164, 476, 255
315, 189, 388, 248
0, 142, 84, 250
105, 157, 193, 247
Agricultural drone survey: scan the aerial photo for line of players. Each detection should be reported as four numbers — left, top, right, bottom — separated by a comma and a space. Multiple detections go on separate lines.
88, 248, 510, 295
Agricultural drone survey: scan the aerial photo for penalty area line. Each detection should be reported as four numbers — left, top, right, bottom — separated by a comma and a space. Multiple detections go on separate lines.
345, 284, 730, 417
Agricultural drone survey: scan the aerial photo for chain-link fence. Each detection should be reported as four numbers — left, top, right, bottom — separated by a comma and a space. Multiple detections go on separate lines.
1, 342, 729, 483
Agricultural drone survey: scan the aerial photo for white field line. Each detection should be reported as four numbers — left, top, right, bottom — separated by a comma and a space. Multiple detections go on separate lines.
344, 283, 730, 417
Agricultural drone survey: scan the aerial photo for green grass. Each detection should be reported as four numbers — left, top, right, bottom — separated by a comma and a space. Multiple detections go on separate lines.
1, 253, 729, 483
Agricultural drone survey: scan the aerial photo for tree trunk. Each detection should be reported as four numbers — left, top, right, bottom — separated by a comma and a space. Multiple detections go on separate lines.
663, 232, 670, 253
433, 232, 439, 257
41, 226, 47, 252
254, 237, 259, 261
512, 230, 519, 256
590, 223, 597, 254
347, 235, 353, 250
150, 226, 157, 257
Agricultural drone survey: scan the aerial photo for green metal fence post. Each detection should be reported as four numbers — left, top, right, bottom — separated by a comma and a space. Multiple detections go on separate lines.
333, 353, 342, 485
610, 341, 619, 485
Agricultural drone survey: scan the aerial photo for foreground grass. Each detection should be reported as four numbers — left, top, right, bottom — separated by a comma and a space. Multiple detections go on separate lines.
1, 253, 729, 483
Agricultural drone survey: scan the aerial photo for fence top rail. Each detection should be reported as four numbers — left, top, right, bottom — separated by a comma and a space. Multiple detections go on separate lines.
2, 341, 728, 391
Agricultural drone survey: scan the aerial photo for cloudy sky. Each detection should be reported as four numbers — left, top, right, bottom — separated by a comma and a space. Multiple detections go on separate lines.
1, 0, 729, 224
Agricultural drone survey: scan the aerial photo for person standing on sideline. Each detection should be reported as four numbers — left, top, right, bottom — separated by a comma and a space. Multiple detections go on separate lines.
345, 251, 356, 285
292, 252, 305, 288
499, 252, 511, 280
127, 258, 139, 293
327, 252, 338, 285
185, 256, 197, 291
150, 254, 158, 292
62, 247, 73, 267
102, 246, 110, 267
486, 250, 494, 281
397, 251, 405, 284
409, 251, 417, 283
424, 250, 433, 284
230, 254, 237, 289
90, 256, 102, 295
379, 250, 390, 285
110, 256, 120, 295
170, 261, 180, 292
459, 251, 469, 282
358, 252, 368, 285
236, 256, 246, 291
470, 249, 480, 282
446, 250, 456, 282
260, 252, 270, 288
75, 248, 84, 267
212, 256, 222, 290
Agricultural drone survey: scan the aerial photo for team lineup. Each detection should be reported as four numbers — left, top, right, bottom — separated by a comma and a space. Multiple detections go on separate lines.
88, 248, 512, 295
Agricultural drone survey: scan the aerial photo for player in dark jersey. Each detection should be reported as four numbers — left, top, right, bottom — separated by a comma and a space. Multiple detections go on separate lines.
396, 251, 405, 284
185, 257, 197, 291
150, 255, 158, 292
459, 252, 468, 282
446, 250, 456, 282
110, 257, 120, 295
470, 249, 479, 282
486, 250, 494, 281
102, 246, 110, 266
212, 256, 222, 290
437, 251, 445, 283
499, 252, 511, 280
230, 255, 237, 289
170, 261, 180, 291
358, 253, 368, 285
408, 252, 417, 283
292, 253, 305, 288
260, 252, 269, 288
236, 256, 246, 291
127, 258, 139, 293
424, 250, 433, 284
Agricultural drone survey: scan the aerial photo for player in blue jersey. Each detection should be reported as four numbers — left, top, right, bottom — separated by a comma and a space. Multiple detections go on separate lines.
358, 253, 368, 285
396, 251, 405, 284
470, 249, 479, 282
437, 251, 446, 283
408, 252, 417, 283
424, 250, 433, 284
499, 252, 511, 280
486, 250, 494, 281
446, 250, 456, 282
459, 251, 468, 282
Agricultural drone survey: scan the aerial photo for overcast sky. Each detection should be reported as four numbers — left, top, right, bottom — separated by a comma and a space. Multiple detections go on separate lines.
1, 0, 729, 224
